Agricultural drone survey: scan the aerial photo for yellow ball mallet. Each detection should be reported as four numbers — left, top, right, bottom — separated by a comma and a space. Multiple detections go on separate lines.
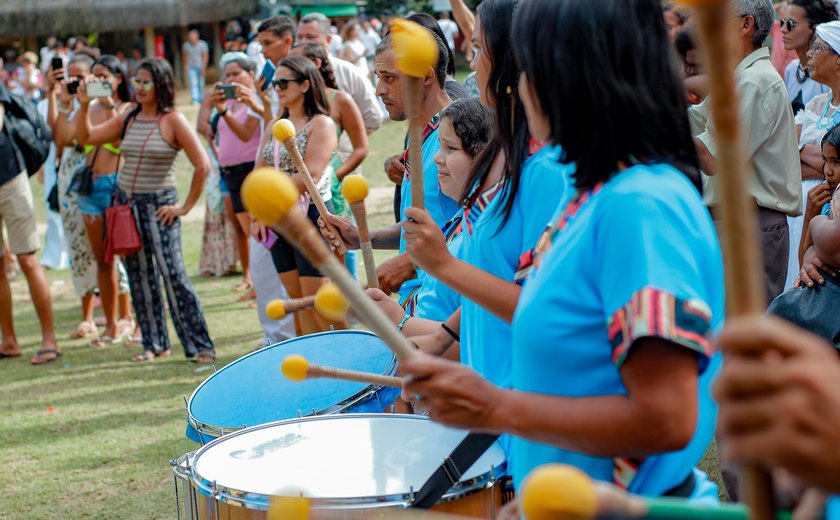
281, 353, 403, 388
341, 174, 379, 289
273, 119, 346, 255
519, 464, 792, 520
266, 282, 350, 321
391, 18, 440, 211
242, 168, 418, 360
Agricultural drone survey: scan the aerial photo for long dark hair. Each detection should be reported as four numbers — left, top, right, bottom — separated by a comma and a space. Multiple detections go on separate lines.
278, 56, 331, 120
292, 42, 338, 90
407, 13, 456, 78
513, 0, 700, 190
461, 0, 530, 230
791, 0, 838, 27
93, 54, 130, 103
440, 98, 495, 158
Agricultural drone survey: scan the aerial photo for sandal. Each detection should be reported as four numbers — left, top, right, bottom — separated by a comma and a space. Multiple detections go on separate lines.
132, 351, 156, 362
90, 336, 118, 348
192, 352, 216, 364
232, 279, 253, 292
70, 321, 98, 339
31, 349, 62, 365
236, 287, 256, 302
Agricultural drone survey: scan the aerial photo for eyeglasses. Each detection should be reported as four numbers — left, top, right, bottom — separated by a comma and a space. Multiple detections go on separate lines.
779, 18, 799, 31
131, 77, 154, 92
811, 41, 832, 54
273, 78, 302, 90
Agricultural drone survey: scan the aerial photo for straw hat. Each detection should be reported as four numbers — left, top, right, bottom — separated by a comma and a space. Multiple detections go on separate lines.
19, 51, 38, 65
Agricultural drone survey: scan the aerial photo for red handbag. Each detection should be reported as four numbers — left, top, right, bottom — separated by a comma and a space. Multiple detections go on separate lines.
103, 115, 159, 264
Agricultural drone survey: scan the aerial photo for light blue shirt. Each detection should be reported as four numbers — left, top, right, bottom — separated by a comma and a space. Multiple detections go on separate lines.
511, 164, 723, 499
413, 210, 464, 322
459, 145, 573, 391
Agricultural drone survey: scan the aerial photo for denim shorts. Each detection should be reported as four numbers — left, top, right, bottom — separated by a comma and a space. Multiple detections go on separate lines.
77, 173, 117, 216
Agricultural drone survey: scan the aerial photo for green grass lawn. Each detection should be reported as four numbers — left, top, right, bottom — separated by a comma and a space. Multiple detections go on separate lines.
0, 93, 722, 519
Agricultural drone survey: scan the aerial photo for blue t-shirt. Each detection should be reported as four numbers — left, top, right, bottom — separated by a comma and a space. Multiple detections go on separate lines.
459, 145, 574, 391
413, 210, 464, 322
510, 164, 724, 499
397, 116, 460, 302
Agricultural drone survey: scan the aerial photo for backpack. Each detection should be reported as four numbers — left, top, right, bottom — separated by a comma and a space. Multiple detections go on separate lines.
2, 92, 52, 176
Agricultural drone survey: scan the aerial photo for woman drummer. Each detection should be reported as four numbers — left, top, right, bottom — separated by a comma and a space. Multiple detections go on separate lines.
400, 0, 723, 507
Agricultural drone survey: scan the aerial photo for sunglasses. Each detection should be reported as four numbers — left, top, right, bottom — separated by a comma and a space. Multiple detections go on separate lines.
272, 78, 302, 91
131, 77, 154, 92
779, 18, 799, 31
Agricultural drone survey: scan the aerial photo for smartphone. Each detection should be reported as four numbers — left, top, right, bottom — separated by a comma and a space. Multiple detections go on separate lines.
66, 80, 80, 95
260, 228, 279, 250
260, 61, 275, 91
86, 81, 113, 98
50, 57, 64, 74
215, 84, 236, 100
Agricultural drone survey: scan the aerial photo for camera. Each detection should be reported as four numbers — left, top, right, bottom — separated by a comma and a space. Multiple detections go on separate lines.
67, 80, 80, 95
215, 84, 237, 100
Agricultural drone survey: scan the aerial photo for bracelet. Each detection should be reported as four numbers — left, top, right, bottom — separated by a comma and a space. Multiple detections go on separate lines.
441, 323, 460, 343
102, 103, 116, 110
397, 315, 410, 332
219, 109, 229, 117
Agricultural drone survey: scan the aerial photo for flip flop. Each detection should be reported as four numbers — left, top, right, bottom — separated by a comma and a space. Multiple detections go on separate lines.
131, 351, 156, 362
31, 349, 62, 365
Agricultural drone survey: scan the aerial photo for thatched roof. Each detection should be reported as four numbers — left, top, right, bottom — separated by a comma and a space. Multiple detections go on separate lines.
0, 0, 260, 38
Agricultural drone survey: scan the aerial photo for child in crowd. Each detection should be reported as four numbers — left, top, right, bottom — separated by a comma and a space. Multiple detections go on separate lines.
770, 123, 840, 349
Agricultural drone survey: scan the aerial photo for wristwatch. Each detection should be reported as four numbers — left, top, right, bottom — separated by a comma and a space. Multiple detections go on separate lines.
219, 108, 229, 117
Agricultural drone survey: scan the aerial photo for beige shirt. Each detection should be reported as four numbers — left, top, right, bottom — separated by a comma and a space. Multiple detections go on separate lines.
689, 47, 802, 216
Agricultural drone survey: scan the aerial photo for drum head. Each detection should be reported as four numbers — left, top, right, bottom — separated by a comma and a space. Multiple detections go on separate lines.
188, 331, 396, 439
191, 414, 506, 510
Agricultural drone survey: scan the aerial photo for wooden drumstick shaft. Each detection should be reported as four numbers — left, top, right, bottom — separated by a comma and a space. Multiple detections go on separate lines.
283, 295, 316, 314
689, 1, 775, 517
348, 200, 379, 289
307, 363, 402, 388
405, 77, 426, 210
283, 137, 347, 255
271, 207, 418, 360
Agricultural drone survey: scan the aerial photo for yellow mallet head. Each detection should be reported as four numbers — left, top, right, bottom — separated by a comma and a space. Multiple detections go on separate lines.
520, 464, 598, 520
390, 18, 439, 78
241, 167, 300, 224
314, 282, 350, 322
341, 174, 369, 204
268, 488, 311, 520
266, 299, 286, 320
273, 119, 297, 142
281, 354, 310, 382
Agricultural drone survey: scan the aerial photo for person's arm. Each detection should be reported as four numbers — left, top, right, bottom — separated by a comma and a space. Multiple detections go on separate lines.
319, 213, 401, 251
402, 339, 699, 457
341, 61, 381, 133
50, 82, 78, 147
196, 90, 214, 142
450, 0, 476, 43
365, 288, 444, 337
403, 207, 522, 323
799, 183, 833, 264
156, 112, 209, 225
800, 145, 824, 180
181, 48, 189, 77
808, 215, 840, 267
333, 92, 368, 180
214, 85, 262, 143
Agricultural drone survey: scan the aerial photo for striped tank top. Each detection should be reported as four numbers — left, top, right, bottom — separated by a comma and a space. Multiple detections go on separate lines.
118, 118, 179, 194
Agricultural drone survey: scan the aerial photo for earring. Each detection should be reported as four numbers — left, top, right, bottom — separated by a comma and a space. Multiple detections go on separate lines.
506, 86, 512, 94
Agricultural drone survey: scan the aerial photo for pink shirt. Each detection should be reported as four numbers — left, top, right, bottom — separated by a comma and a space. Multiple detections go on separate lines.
216, 101, 262, 166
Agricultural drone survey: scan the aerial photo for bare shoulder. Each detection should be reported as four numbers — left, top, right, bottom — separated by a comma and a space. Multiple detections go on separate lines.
309, 113, 337, 134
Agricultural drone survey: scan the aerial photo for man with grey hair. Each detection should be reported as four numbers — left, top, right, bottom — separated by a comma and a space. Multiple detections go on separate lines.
297, 12, 382, 135
689, 0, 800, 306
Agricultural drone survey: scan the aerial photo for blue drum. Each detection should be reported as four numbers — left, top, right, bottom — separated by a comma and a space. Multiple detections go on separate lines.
186, 330, 400, 444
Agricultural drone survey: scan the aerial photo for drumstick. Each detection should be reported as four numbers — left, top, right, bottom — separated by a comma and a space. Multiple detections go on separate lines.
266, 282, 349, 321
518, 464, 792, 520
282, 354, 402, 388
341, 175, 379, 289
391, 19, 440, 210
242, 168, 417, 360
273, 119, 347, 255
676, 0, 775, 515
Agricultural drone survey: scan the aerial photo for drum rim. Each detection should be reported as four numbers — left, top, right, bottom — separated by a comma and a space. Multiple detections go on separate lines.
189, 414, 507, 511
186, 330, 398, 439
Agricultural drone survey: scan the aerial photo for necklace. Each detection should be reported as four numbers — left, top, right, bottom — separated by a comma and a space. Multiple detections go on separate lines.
795, 63, 810, 84
816, 96, 840, 130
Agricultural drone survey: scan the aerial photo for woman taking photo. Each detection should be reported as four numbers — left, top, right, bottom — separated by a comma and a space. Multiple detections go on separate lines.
74, 54, 137, 347
77, 58, 216, 363
253, 56, 341, 335
212, 52, 265, 293
400, 0, 723, 508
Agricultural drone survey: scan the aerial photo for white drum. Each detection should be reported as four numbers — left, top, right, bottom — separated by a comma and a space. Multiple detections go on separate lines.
187, 414, 508, 519
171, 451, 197, 520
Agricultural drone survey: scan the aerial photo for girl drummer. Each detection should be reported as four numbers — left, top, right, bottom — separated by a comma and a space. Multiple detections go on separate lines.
400, 0, 723, 507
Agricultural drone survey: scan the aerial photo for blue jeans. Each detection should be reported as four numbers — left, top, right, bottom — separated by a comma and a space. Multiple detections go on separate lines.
187, 67, 205, 105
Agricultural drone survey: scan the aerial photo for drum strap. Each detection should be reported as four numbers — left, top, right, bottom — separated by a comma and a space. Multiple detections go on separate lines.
410, 433, 500, 509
